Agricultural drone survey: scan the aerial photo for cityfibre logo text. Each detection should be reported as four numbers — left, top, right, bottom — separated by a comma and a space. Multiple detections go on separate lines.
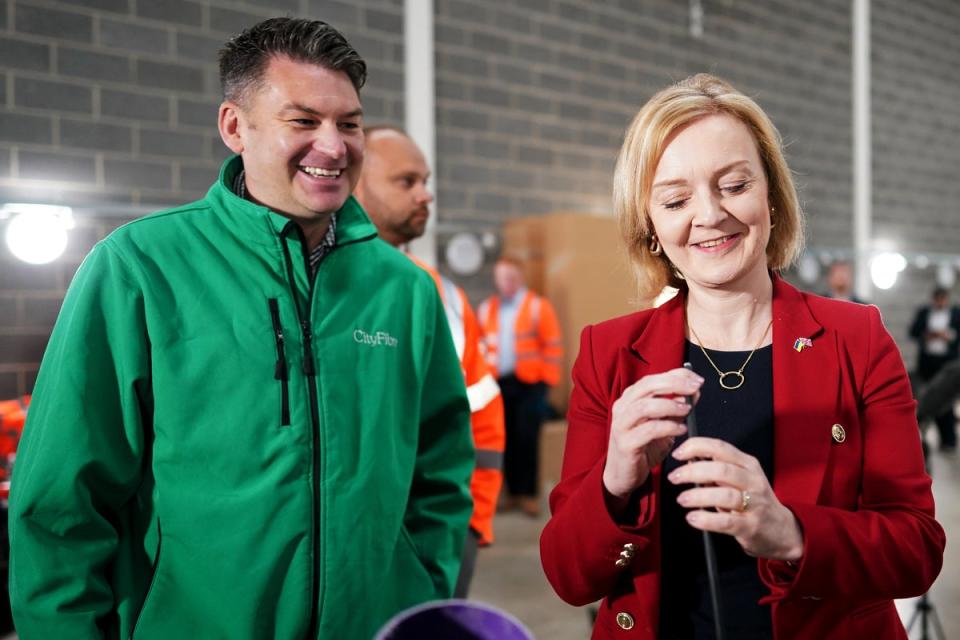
353, 329, 398, 348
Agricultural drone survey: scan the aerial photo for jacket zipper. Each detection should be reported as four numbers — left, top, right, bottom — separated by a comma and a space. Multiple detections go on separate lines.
279, 230, 323, 639
268, 298, 290, 426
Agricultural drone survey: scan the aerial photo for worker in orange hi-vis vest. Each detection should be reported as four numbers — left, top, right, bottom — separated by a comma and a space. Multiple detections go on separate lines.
477, 257, 562, 518
0, 395, 30, 506
354, 125, 505, 598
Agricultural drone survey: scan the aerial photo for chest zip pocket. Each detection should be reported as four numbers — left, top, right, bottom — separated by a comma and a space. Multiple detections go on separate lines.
268, 298, 291, 426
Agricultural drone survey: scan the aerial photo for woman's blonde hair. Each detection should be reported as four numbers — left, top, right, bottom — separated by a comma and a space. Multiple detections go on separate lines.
613, 73, 804, 301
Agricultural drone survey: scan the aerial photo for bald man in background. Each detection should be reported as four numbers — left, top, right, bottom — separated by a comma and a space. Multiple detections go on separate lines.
354, 126, 506, 597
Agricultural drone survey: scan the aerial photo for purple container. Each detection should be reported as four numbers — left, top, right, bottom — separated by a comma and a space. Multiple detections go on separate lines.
375, 599, 535, 640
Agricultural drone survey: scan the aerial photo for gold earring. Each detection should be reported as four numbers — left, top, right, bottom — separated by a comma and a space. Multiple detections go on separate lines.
649, 236, 662, 256
769, 206, 777, 229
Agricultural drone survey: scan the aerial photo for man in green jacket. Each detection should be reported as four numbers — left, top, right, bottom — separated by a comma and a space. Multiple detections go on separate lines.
9, 18, 473, 640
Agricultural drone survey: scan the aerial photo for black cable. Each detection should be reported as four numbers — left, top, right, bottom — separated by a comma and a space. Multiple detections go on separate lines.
683, 362, 725, 640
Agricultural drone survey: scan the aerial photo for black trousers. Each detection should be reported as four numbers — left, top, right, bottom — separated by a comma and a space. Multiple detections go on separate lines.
499, 375, 547, 497
918, 354, 957, 449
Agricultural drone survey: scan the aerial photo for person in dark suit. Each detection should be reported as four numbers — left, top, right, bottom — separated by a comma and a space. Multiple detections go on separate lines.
540, 74, 944, 639
909, 287, 960, 451
824, 259, 866, 304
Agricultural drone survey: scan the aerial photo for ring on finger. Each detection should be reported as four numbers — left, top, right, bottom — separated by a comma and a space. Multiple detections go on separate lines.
738, 490, 751, 512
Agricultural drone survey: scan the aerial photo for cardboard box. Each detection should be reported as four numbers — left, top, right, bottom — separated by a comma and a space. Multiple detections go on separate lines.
503, 212, 646, 412
538, 419, 567, 495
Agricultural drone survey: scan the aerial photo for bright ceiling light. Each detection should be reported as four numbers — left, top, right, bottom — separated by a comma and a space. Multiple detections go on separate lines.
2, 204, 74, 265
869, 252, 906, 290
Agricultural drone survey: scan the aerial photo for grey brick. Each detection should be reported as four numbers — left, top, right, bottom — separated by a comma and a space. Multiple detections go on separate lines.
179, 163, 218, 192
366, 67, 403, 93
0, 111, 53, 144
491, 8, 531, 34
448, 162, 491, 185
0, 259, 60, 292
437, 77, 468, 101
22, 297, 63, 328
494, 62, 532, 85
436, 23, 467, 46
511, 91, 552, 114
0, 334, 49, 364
516, 144, 554, 165
0, 0, 6, 30
208, 6, 267, 36
57, 0, 130, 12
436, 132, 467, 156
177, 97, 218, 128
58, 47, 132, 83
104, 157, 173, 191
538, 71, 575, 93
307, 0, 361, 27
175, 32, 223, 61
471, 30, 511, 55
0, 37, 51, 72
140, 128, 205, 157
137, 60, 205, 93
18, 150, 96, 183
441, 107, 490, 130
364, 7, 402, 34
471, 85, 510, 108
15, 3, 92, 43
443, 52, 489, 77
100, 18, 169, 55
61, 118, 132, 152
0, 373, 18, 400
441, 0, 488, 23
14, 77, 92, 114
472, 139, 509, 160
0, 148, 10, 177
101, 88, 169, 122
135, 0, 202, 27
473, 192, 510, 213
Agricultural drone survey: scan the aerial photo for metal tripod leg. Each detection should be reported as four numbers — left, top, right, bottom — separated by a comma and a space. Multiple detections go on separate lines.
905, 593, 946, 640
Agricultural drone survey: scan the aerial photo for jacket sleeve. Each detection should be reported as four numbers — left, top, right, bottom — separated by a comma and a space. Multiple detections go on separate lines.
9, 242, 150, 640
537, 297, 564, 387
760, 305, 945, 601
540, 325, 655, 606
908, 307, 925, 342
404, 280, 474, 598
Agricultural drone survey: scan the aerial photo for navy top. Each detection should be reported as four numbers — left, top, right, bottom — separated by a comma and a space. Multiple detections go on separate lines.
658, 341, 774, 639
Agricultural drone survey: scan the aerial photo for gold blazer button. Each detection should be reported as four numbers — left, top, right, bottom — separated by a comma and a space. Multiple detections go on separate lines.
831, 424, 846, 443
616, 612, 635, 630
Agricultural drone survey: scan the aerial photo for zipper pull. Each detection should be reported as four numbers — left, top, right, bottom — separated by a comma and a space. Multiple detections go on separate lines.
269, 299, 288, 380
301, 320, 316, 376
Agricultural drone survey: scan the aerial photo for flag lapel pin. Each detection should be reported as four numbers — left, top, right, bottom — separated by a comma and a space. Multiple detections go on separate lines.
793, 337, 813, 352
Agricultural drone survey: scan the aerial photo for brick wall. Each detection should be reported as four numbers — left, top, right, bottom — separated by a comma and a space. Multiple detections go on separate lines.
2, 0, 960, 396
0, 0, 403, 397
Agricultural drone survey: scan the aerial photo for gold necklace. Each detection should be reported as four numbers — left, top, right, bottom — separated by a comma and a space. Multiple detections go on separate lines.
688, 318, 773, 390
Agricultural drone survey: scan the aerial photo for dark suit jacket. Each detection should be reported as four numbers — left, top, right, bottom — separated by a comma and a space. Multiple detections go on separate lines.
908, 304, 960, 379
541, 276, 944, 639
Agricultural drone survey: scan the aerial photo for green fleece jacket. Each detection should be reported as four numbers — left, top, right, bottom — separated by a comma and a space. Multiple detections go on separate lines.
9, 156, 474, 640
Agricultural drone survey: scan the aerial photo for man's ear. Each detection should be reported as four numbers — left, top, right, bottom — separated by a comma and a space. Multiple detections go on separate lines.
218, 102, 245, 154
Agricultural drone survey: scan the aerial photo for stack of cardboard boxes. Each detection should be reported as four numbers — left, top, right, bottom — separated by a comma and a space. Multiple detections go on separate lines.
501, 212, 648, 494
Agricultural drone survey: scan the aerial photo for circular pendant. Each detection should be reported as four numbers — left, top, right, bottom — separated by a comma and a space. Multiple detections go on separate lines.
718, 371, 745, 390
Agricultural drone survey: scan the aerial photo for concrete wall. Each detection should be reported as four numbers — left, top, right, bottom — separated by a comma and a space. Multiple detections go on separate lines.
2, 0, 960, 396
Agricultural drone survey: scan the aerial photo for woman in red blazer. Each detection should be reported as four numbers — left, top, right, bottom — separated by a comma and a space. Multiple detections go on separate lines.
540, 74, 944, 639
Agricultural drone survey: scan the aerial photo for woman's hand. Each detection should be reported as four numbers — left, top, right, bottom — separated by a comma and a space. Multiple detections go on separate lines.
668, 437, 804, 561
602, 368, 703, 501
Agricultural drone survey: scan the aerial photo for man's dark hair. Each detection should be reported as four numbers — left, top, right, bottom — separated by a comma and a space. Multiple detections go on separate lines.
219, 17, 366, 105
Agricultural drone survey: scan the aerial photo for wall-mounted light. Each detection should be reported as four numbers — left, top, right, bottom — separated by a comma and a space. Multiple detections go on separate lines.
1, 203, 75, 264
870, 252, 907, 290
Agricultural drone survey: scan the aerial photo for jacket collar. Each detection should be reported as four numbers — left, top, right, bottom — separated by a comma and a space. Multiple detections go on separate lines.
207, 156, 378, 248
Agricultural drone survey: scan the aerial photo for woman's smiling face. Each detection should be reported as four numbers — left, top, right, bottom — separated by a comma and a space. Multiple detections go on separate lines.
647, 113, 773, 291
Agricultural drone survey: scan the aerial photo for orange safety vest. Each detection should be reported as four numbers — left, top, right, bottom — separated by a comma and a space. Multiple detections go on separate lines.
478, 291, 563, 386
409, 257, 505, 545
0, 394, 30, 502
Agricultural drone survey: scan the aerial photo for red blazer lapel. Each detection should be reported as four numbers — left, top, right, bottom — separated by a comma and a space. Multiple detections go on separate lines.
771, 276, 839, 506
624, 291, 687, 391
